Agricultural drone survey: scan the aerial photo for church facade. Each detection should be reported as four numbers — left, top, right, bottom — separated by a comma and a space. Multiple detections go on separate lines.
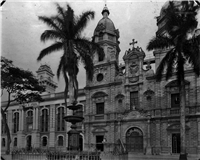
83, 4, 200, 155
1, 3, 200, 156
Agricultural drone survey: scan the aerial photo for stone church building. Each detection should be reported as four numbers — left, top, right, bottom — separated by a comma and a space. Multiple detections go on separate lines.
1, 3, 200, 156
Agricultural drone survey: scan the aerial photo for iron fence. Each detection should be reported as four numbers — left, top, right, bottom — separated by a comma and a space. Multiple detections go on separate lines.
12, 148, 101, 160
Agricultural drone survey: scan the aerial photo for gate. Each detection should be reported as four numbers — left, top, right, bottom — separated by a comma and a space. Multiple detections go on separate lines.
126, 127, 143, 152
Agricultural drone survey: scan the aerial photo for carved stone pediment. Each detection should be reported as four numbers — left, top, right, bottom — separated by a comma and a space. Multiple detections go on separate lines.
123, 48, 145, 61
167, 123, 190, 131
92, 127, 107, 133
122, 110, 146, 120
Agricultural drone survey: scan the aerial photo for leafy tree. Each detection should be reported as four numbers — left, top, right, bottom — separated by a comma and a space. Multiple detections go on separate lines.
37, 3, 104, 105
1, 56, 45, 153
147, 1, 200, 159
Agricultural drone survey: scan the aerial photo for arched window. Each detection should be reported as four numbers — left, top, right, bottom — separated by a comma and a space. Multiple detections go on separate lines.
126, 127, 143, 152
57, 107, 65, 131
26, 110, 33, 132
41, 109, 48, 132
13, 112, 19, 133
2, 138, 6, 147
42, 136, 48, 147
14, 137, 17, 147
58, 136, 64, 146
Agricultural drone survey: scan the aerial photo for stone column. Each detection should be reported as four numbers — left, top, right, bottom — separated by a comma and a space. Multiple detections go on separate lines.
49, 104, 56, 148
146, 118, 152, 155
35, 107, 39, 130
18, 106, 25, 148
155, 120, 161, 154
33, 108, 36, 130
21, 109, 24, 131
32, 103, 40, 148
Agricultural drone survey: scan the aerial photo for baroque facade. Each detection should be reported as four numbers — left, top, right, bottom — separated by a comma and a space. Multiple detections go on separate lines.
1, 3, 200, 156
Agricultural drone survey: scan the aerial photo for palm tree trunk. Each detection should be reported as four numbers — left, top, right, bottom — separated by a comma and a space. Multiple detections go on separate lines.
1, 108, 11, 154
179, 78, 187, 160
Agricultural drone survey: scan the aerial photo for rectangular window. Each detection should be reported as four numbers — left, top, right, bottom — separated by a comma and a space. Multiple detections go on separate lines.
27, 111, 33, 132
96, 135, 104, 151
13, 113, 19, 133
57, 107, 65, 131
171, 93, 180, 108
96, 103, 104, 115
41, 109, 49, 132
130, 91, 139, 109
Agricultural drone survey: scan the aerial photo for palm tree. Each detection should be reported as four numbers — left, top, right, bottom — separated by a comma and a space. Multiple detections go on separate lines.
147, 1, 200, 160
37, 3, 104, 105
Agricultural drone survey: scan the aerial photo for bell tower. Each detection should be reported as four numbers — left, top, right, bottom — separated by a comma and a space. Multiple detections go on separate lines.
36, 64, 57, 93
86, 5, 120, 87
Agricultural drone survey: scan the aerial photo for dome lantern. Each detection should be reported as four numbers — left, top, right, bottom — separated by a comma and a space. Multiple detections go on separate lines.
101, 4, 110, 17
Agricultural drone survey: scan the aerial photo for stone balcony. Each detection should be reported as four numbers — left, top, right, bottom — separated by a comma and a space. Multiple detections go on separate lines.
150, 105, 200, 118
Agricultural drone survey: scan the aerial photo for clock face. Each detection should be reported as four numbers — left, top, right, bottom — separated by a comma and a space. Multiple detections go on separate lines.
97, 73, 104, 82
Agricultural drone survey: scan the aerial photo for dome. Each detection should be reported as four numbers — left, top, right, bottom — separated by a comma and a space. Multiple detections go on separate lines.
93, 5, 117, 36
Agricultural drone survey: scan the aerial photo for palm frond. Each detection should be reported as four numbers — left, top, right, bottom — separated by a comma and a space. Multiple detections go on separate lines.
165, 49, 177, 80
37, 42, 63, 61
65, 4, 75, 38
38, 16, 62, 32
147, 36, 173, 51
183, 36, 200, 76
163, 1, 199, 38
176, 52, 185, 85
55, 3, 65, 18
51, 16, 65, 31
75, 37, 104, 58
57, 53, 66, 79
40, 30, 64, 42
156, 48, 175, 81
74, 11, 95, 36
75, 43, 94, 80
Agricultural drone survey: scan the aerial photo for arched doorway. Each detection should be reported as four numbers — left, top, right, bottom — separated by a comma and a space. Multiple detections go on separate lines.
26, 135, 32, 151
126, 127, 143, 152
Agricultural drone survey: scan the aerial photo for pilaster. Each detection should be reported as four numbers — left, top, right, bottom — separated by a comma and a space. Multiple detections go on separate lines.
18, 106, 25, 148
155, 120, 161, 154
49, 104, 56, 148
146, 118, 152, 155
33, 108, 36, 130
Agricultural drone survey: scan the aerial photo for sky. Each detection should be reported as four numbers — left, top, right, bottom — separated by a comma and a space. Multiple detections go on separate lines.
1, 0, 200, 97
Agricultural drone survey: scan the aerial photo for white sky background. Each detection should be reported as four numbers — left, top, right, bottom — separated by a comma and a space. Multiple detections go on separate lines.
1, 0, 200, 99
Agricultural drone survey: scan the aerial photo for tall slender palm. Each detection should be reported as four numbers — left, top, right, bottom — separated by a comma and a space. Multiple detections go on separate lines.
37, 3, 104, 105
147, 1, 200, 159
